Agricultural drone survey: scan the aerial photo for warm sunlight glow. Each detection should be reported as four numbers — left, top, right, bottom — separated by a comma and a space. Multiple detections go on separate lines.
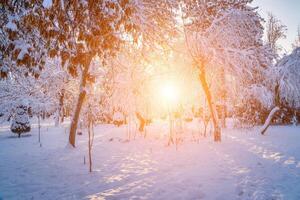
160, 82, 179, 106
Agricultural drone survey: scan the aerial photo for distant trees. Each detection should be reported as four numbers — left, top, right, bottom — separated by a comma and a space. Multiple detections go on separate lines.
1, 0, 299, 142
0, 56, 69, 139
292, 25, 300, 50
266, 12, 287, 57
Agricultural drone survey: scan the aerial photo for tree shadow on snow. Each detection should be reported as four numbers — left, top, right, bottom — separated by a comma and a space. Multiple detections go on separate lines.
6, 134, 32, 139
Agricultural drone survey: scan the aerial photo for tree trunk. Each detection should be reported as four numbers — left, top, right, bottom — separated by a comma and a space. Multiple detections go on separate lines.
54, 110, 60, 127
59, 89, 65, 123
261, 84, 281, 135
168, 110, 174, 145
88, 119, 92, 173
69, 65, 90, 147
261, 106, 280, 135
38, 115, 41, 146
199, 70, 221, 142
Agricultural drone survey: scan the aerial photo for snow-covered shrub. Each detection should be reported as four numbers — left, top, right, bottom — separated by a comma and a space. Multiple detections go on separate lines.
234, 99, 269, 126
234, 85, 273, 125
274, 47, 300, 109
11, 105, 31, 137
260, 47, 300, 127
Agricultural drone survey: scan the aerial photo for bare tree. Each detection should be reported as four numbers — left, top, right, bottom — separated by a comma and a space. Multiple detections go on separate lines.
266, 12, 287, 57
292, 25, 300, 50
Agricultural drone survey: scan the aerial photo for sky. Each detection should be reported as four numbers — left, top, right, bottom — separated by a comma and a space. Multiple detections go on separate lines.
252, 0, 300, 53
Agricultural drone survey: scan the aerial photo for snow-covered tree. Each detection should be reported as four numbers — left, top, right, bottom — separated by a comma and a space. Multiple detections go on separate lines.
0, 57, 69, 139
181, 0, 273, 141
0, 2, 47, 79
292, 25, 300, 50
266, 12, 287, 58
1, 0, 180, 146
1, 0, 138, 147
275, 48, 300, 108
10, 102, 31, 137
261, 47, 300, 134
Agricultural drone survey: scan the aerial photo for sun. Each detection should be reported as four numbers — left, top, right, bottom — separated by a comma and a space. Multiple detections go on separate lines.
160, 82, 180, 105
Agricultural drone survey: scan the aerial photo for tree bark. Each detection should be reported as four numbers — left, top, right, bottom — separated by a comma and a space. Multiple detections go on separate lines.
261, 106, 280, 135
69, 65, 90, 147
199, 69, 221, 142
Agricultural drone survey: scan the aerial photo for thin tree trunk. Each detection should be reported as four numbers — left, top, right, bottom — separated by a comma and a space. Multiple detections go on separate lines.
59, 89, 65, 123
199, 69, 221, 142
55, 110, 60, 127
168, 110, 174, 145
261, 106, 280, 135
38, 115, 41, 147
261, 84, 281, 135
88, 120, 92, 172
69, 65, 90, 147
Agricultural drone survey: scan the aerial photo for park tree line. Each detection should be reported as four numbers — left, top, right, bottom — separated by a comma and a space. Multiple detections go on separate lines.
0, 0, 300, 146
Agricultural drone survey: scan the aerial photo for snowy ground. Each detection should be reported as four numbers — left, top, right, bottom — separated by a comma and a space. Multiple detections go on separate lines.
0, 119, 300, 200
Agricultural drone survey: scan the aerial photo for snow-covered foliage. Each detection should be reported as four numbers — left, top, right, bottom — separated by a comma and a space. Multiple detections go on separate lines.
0, 58, 68, 124
1, 0, 299, 135
183, 1, 273, 80
180, 0, 274, 135
109, 49, 150, 120
233, 85, 273, 125
129, 0, 178, 49
80, 58, 107, 127
242, 85, 274, 110
0, 2, 47, 79
10, 103, 31, 137
274, 47, 300, 108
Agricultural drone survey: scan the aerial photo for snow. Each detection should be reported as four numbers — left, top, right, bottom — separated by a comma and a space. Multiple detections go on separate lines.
5, 21, 17, 31
113, 111, 124, 121
42, 0, 53, 8
0, 120, 300, 199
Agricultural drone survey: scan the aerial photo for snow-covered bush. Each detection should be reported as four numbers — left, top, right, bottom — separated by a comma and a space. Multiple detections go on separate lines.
274, 47, 300, 109
11, 104, 30, 137
233, 85, 273, 125
260, 47, 300, 129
